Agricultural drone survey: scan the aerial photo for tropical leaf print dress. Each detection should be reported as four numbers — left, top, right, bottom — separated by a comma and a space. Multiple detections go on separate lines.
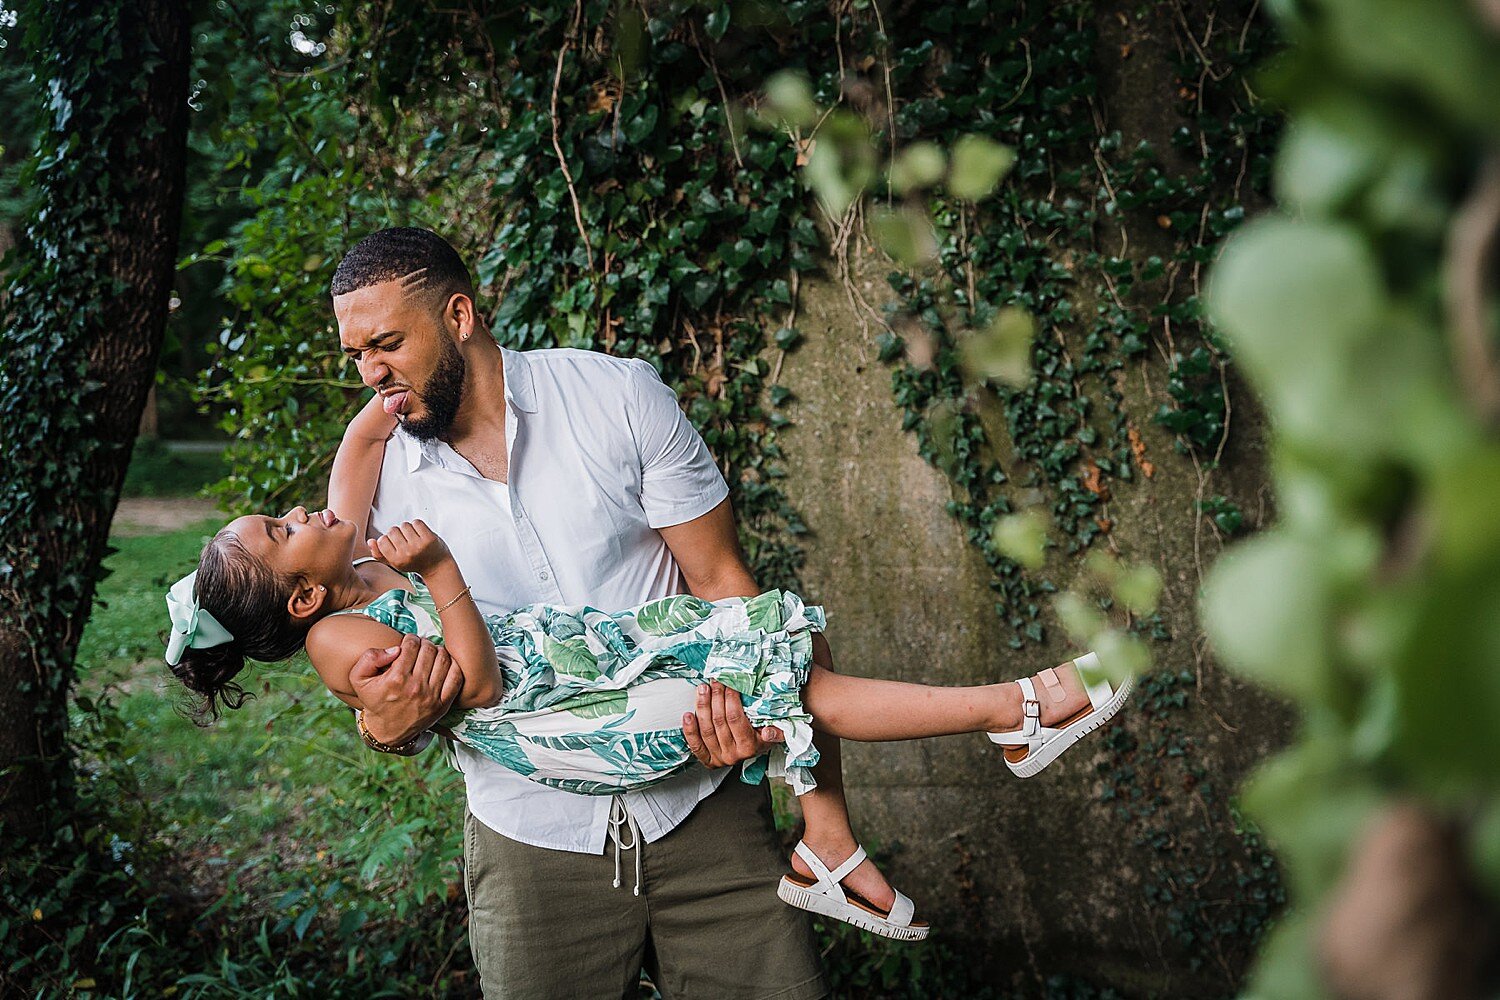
338, 578, 825, 794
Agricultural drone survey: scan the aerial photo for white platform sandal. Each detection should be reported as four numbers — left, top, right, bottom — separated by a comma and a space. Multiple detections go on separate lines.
987, 651, 1133, 778
777, 841, 930, 942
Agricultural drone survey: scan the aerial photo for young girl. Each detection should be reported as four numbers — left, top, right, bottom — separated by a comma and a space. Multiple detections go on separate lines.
165, 399, 1133, 942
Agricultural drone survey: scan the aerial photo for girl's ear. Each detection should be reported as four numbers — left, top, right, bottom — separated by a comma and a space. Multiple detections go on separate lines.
287, 578, 328, 623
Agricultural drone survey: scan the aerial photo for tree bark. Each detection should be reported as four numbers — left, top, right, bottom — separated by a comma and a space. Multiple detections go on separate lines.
0, 0, 190, 842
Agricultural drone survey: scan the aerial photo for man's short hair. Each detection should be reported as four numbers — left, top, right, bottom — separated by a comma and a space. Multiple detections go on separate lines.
331, 227, 474, 308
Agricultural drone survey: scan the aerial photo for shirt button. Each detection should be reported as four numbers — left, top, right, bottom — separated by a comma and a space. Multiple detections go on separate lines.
539, 571, 550, 581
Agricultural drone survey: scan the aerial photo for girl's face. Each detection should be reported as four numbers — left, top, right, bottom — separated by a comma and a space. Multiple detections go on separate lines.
223, 506, 359, 587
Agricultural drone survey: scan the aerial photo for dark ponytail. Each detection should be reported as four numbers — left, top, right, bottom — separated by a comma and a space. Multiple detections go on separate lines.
168, 529, 313, 724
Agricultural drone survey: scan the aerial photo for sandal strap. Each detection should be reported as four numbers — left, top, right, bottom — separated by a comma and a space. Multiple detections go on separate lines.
988, 722, 1065, 748
1037, 666, 1067, 704
1072, 651, 1115, 710
792, 840, 833, 885
827, 845, 868, 886
887, 889, 916, 928
792, 841, 867, 899
1015, 677, 1041, 738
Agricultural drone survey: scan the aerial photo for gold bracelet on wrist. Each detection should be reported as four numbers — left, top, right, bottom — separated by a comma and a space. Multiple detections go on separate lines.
356, 709, 423, 755
436, 584, 473, 613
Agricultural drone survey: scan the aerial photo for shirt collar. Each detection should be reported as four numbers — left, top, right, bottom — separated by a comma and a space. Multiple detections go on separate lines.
400, 345, 537, 474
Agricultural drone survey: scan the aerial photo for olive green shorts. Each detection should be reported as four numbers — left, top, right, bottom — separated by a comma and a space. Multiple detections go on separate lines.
463, 776, 828, 1000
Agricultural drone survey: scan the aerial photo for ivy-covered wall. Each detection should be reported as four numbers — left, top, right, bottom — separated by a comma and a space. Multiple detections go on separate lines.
772, 1, 1288, 994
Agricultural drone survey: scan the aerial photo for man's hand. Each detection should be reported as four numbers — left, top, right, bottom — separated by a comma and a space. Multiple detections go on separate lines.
682, 681, 783, 768
350, 634, 463, 746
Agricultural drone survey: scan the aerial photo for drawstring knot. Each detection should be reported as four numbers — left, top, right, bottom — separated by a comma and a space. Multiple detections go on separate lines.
608, 796, 642, 897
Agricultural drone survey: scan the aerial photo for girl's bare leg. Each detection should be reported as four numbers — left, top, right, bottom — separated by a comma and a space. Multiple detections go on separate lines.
789, 636, 897, 909
803, 661, 1093, 742
787, 655, 1097, 911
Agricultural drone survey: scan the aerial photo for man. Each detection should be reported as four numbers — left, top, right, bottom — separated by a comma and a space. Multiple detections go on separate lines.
332, 227, 837, 998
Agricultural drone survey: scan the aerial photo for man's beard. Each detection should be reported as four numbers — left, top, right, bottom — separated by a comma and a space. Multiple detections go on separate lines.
399, 337, 466, 441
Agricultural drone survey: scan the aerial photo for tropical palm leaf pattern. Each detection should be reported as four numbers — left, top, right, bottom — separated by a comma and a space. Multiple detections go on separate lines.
332, 580, 826, 794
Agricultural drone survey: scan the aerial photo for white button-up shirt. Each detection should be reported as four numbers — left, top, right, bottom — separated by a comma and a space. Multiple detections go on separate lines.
368, 346, 732, 853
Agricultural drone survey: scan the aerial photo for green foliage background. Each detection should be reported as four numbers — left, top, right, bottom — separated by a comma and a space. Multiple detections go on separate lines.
19, 0, 1461, 994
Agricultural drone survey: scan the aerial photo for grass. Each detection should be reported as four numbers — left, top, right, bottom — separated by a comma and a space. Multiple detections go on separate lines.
77, 518, 465, 853
120, 438, 229, 498
73, 520, 472, 994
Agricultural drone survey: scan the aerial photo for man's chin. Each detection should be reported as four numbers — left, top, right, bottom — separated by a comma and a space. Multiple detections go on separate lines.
398, 408, 450, 442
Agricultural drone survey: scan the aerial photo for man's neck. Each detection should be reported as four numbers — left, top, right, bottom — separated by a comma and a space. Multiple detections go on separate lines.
444, 337, 507, 450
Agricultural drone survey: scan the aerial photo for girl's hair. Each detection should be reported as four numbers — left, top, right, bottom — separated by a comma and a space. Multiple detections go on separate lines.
168, 530, 313, 724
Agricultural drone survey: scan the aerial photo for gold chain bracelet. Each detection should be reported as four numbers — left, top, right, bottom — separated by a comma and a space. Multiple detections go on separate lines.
436, 584, 473, 613
356, 709, 425, 755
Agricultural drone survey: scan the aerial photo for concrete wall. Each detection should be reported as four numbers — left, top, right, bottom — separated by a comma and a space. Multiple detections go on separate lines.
771, 5, 1292, 988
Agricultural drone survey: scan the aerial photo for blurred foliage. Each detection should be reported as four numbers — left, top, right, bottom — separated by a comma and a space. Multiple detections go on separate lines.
0, 1, 35, 228
1200, 0, 1500, 995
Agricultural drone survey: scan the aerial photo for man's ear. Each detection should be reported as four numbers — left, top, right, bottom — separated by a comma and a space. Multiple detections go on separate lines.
446, 291, 476, 342
287, 578, 328, 623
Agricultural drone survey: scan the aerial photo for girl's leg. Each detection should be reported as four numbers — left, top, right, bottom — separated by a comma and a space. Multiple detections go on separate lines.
794, 781, 899, 910
784, 660, 1093, 913
792, 638, 894, 911
802, 659, 1093, 742
790, 634, 896, 910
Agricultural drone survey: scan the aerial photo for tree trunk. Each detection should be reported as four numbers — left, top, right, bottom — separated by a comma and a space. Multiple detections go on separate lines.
139, 384, 161, 440
0, 0, 190, 843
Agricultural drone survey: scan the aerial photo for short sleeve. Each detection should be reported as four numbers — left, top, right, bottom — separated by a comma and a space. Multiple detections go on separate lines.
626, 358, 730, 528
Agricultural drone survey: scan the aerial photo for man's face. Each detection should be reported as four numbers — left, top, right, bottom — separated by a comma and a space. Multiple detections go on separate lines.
335, 279, 466, 441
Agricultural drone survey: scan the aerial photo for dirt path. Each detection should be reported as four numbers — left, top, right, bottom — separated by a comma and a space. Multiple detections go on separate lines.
112, 497, 221, 537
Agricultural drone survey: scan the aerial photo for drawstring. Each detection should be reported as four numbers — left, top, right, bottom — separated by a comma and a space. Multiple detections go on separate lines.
608, 796, 642, 897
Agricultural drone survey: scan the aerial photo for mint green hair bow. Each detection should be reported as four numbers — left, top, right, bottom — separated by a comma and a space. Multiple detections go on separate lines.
165, 571, 234, 665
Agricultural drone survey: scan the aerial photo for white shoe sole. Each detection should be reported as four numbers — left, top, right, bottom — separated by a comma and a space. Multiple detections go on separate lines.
999, 672, 1135, 778
777, 877, 931, 941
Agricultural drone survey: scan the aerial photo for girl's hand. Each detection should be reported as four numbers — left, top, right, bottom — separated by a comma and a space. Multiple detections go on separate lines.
369, 520, 452, 577
349, 392, 398, 443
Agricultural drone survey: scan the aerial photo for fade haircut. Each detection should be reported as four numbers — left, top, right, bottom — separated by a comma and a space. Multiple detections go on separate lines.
330, 227, 475, 313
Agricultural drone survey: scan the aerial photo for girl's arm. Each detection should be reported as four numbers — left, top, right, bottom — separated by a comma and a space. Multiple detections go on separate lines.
367, 520, 503, 709
328, 393, 398, 544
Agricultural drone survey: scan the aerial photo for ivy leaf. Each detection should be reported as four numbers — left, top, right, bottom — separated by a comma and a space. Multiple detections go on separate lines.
704, 3, 731, 41
875, 330, 905, 362
623, 103, 660, 145
681, 273, 719, 309
721, 238, 755, 269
